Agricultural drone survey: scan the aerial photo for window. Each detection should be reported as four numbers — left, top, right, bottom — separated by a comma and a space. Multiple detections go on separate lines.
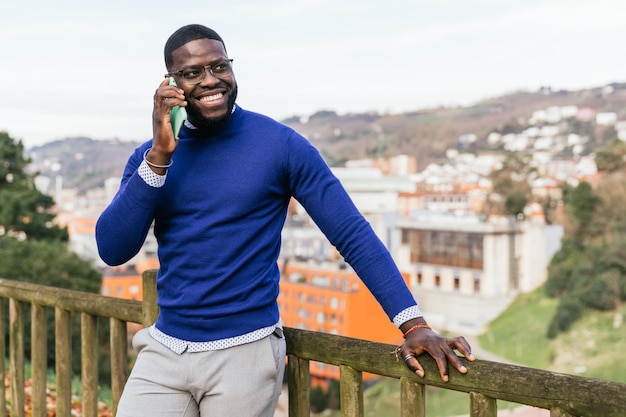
407, 229, 483, 269
401, 229, 410, 244
316, 312, 326, 324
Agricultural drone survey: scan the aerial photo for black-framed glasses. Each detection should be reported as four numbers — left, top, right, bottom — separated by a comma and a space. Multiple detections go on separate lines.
165, 59, 234, 85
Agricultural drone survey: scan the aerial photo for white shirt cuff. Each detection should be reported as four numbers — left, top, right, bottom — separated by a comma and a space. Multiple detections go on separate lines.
392, 305, 423, 328
138, 160, 167, 187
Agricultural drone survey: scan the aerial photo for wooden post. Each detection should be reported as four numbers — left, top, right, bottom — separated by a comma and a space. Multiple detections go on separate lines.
288, 354, 310, 417
0, 299, 5, 415
55, 307, 72, 417
31, 304, 47, 417
340, 365, 363, 417
81, 313, 99, 417
470, 391, 497, 417
400, 377, 425, 417
110, 317, 128, 415
142, 269, 159, 326
9, 298, 25, 417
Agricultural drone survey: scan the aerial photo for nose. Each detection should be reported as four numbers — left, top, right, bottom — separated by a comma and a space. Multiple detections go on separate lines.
198, 68, 221, 86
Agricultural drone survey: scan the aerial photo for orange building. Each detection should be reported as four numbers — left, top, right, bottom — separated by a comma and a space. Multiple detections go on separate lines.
278, 262, 409, 385
101, 258, 160, 333
101, 258, 159, 301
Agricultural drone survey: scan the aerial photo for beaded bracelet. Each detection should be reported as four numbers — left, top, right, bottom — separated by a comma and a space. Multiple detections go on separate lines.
403, 322, 431, 339
143, 148, 173, 169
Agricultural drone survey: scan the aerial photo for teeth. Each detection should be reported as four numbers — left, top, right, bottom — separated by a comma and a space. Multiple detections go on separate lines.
200, 93, 223, 102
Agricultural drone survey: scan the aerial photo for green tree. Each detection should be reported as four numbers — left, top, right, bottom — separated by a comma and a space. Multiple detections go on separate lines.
546, 174, 626, 337
564, 181, 597, 239
504, 188, 528, 219
589, 172, 626, 243
0, 238, 101, 292
0, 131, 107, 382
594, 138, 626, 173
0, 131, 68, 241
310, 386, 328, 413
545, 238, 584, 297
486, 153, 534, 217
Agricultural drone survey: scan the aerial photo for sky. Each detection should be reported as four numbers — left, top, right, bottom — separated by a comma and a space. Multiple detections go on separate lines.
1, 0, 625, 148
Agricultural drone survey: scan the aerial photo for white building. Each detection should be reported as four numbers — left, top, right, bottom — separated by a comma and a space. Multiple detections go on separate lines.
394, 214, 563, 333
596, 112, 617, 126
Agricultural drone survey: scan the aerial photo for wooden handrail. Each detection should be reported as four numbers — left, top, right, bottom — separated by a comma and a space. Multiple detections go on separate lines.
0, 273, 624, 417
285, 327, 626, 417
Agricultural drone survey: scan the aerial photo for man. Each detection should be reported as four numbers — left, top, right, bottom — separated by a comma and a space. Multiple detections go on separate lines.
96, 24, 474, 417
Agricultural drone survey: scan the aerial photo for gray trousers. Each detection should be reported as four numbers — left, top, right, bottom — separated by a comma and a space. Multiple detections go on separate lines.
115, 328, 286, 417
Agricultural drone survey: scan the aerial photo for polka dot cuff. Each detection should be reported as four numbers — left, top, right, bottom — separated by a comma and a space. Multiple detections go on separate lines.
138, 160, 167, 188
392, 305, 423, 328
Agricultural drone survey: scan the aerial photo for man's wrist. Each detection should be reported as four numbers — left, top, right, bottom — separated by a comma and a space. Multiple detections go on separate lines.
138, 160, 167, 187
399, 317, 429, 335
144, 148, 173, 174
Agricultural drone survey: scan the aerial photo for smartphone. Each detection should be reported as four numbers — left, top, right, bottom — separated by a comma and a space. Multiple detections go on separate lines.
168, 77, 187, 139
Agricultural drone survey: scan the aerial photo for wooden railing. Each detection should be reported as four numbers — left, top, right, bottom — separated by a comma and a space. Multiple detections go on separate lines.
0, 271, 625, 417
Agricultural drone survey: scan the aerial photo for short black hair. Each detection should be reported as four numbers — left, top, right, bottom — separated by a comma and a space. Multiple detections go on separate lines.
164, 24, 226, 68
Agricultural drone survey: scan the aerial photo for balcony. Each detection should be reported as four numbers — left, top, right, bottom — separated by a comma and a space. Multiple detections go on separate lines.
0, 270, 624, 417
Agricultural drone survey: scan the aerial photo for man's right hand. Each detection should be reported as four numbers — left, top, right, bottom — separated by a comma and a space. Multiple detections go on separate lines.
148, 77, 187, 173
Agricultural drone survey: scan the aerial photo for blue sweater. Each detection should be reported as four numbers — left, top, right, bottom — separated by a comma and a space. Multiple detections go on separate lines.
96, 106, 417, 342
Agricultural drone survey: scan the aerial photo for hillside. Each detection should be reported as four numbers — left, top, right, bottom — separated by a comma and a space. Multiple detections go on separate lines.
479, 287, 626, 383
319, 288, 626, 417
286, 83, 626, 167
26, 83, 626, 194
27, 137, 141, 195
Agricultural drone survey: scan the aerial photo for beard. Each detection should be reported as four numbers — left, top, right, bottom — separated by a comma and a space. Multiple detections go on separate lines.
187, 85, 238, 130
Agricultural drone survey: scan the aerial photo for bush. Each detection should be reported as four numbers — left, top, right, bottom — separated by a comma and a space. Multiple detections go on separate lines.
579, 269, 621, 311
547, 296, 584, 339
309, 385, 328, 413
545, 238, 583, 297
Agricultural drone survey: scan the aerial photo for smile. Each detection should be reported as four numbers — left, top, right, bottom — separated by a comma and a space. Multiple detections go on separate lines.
199, 93, 223, 102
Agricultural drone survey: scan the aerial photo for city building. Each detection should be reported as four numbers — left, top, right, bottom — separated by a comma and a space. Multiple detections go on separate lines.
394, 214, 563, 333
278, 261, 408, 386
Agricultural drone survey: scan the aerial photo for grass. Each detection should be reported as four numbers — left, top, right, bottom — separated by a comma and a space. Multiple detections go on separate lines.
478, 286, 626, 383
547, 304, 626, 383
477, 286, 559, 369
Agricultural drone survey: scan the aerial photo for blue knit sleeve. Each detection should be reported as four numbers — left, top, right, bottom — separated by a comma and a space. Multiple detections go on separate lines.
95, 144, 162, 266
285, 133, 419, 322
